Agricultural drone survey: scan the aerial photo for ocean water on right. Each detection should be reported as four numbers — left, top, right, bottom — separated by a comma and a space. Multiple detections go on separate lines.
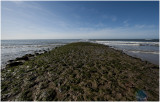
90, 39, 159, 65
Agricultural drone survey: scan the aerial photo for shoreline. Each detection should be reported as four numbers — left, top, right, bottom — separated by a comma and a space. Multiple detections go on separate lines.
1, 42, 159, 101
2, 49, 51, 69
93, 41, 159, 66
2, 42, 158, 69
1, 44, 64, 69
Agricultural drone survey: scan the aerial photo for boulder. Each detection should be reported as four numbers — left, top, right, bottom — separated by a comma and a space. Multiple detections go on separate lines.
16, 56, 29, 61
7, 61, 23, 67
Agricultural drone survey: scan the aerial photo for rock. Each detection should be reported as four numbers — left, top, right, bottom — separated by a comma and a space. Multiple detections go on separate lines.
44, 50, 47, 53
35, 52, 40, 55
116, 93, 122, 100
26, 54, 34, 57
39, 82, 48, 89
39, 89, 57, 101
86, 82, 92, 88
151, 66, 159, 69
19, 90, 32, 101
8, 60, 14, 63
6, 54, 36, 68
7, 61, 23, 67
16, 56, 29, 61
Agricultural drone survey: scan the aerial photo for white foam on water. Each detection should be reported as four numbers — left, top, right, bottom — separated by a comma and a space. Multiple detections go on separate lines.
1, 39, 80, 69
94, 40, 159, 65
127, 50, 159, 54
96, 41, 159, 47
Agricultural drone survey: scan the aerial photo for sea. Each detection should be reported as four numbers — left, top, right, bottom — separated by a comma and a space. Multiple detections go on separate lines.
1, 39, 159, 68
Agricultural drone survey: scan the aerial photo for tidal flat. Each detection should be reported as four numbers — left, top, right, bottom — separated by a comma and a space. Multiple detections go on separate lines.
1, 42, 159, 101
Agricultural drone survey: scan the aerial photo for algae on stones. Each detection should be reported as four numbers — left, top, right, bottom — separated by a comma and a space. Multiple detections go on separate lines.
1, 42, 159, 101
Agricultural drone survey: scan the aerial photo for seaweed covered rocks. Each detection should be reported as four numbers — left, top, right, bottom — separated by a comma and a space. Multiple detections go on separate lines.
1, 42, 159, 101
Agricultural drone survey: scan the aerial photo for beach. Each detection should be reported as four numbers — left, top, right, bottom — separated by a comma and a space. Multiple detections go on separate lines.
1, 42, 159, 101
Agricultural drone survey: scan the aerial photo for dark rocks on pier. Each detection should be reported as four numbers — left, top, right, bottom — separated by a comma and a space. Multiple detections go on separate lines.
7, 61, 23, 67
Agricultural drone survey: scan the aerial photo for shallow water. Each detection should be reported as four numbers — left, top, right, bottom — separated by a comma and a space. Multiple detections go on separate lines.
92, 39, 159, 65
1, 39, 80, 68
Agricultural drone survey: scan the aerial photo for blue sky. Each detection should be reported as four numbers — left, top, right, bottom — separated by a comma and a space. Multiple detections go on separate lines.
2, 1, 159, 39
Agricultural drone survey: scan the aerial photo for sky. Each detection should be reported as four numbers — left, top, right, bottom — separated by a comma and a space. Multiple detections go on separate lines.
1, 1, 159, 39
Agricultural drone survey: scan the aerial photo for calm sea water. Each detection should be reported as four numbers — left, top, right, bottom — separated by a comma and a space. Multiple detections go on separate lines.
1, 39, 159, 68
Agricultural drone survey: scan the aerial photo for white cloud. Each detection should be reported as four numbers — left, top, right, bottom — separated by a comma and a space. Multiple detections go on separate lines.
135, 24, 145, 28
102, 15, 117, 22
102, 15, 108, 19
123, 20, 129, 27
94, 22, 104, 27
111, 16, 117, 22
2, 25, 158, 39
134, 24, 156, 29
2, 7, 13, 11
10, 1, 24, 5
